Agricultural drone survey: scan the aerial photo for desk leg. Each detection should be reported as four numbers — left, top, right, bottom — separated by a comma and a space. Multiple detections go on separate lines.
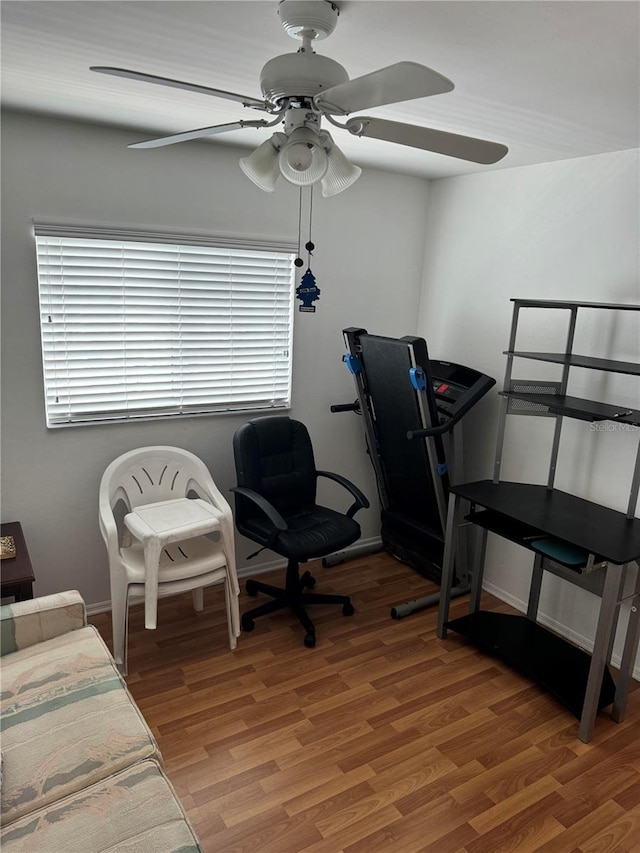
612, 562, 640, 723
579, 561, 623, 743
469, 526, 488, 614
527, 553, 544, 621
606, 571, 626, 665
437, 492, 459, 640
20, 581, 34, 601
1, 581, 34, 603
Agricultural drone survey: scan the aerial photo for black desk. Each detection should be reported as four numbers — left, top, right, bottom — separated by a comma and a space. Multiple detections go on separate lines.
437, 480, 640, 743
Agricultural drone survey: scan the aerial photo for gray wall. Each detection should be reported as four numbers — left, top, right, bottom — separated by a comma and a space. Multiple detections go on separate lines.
1, 110, 429, 605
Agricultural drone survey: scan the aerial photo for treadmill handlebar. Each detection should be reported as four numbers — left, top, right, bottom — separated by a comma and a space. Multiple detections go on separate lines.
408, 372, 496, 440
406, 409, 463, 440
331, 401, 361, 414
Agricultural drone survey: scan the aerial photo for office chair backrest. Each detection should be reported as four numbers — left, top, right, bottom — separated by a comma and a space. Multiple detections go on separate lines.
233, 417, 317, 519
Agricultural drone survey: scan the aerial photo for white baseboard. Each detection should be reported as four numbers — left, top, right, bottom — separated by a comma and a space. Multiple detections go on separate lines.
85, 536, 384, 617
86, 600, 116, 616
482, 578, 640, 682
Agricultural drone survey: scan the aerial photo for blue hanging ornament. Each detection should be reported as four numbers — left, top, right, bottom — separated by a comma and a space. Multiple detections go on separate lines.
296, 267, 321, 313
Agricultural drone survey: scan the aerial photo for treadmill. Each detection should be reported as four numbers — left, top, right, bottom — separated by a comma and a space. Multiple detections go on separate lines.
333, 328, 495, 617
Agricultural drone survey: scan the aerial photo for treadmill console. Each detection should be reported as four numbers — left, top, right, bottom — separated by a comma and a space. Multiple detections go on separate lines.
429, 360, 495, 424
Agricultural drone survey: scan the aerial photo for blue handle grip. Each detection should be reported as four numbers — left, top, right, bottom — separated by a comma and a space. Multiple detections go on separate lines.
409, 366, 426, 392
343, 354, 362, 375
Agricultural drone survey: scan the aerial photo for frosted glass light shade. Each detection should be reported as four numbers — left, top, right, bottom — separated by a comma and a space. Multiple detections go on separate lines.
278, 127, 328, 186
284, 141, 314, 172
239, 128, 361, 196
239, 137, 281, 192
320, 133, 362, 197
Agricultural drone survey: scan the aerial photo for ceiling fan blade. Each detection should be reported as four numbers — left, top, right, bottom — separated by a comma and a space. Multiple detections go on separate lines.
129, 120, 271, 149
90, 66, 270, 111
346, 117, 508, 164
315, 62, 454, 116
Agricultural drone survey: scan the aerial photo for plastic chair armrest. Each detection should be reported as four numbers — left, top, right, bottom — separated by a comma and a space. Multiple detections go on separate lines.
316, 471, 370, 518
98, 493, 120, 553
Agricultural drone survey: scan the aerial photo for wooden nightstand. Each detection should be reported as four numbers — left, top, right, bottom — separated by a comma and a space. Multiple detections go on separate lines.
1, 521, 35, 602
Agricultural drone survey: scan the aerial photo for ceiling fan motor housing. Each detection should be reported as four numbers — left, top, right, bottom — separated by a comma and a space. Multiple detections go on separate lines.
260, 52, 348, 105
278, 0, 339, 41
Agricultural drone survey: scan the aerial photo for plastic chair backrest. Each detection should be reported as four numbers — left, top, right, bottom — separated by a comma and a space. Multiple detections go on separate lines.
102, 446, 222, 513
99, 446, 234, 561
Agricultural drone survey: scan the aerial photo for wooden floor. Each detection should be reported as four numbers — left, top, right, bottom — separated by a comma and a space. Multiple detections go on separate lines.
90, 552, 640, 853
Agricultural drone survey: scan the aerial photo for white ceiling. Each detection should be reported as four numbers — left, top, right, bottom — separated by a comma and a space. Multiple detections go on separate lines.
1, 0, 639, 180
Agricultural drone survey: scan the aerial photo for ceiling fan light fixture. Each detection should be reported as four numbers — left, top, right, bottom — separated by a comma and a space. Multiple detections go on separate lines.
319, 131, 362, 197
239, 134, 284, 192
278, 126, 328, 186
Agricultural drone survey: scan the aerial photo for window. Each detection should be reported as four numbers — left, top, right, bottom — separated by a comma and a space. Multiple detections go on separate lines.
34, 227, 296, 427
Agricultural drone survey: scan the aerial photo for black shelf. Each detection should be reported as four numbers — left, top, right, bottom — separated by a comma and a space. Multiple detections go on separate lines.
446, 611, 616, 719
498, 391, 640, 426
466, 509, 545, 549
505, 351, 640, 376
465, 508, 603, 569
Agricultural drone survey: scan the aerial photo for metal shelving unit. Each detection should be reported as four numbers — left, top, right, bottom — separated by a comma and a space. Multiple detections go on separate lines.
493, 299, 640, 515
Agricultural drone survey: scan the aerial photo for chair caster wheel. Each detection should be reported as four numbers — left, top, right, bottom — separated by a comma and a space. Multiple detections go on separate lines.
302, 573, 316, 589
304, 632, 316, 648
245, 580, 258, 597
343, 602, 355, 616
241, 615, 255, 632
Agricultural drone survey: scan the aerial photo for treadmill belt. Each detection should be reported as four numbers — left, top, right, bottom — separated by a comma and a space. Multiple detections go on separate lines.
360, 336, 443, 531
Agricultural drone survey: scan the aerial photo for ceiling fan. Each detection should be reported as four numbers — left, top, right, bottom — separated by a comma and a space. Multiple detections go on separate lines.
91, 0, 508, 196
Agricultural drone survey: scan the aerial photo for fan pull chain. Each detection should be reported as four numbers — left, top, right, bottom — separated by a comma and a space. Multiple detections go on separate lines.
294, 187, 304, 269
305, 186, 315, 263
295, 186, 321, 313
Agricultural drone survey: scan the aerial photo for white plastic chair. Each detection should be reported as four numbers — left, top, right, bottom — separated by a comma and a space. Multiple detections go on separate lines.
99, 446, 240, 674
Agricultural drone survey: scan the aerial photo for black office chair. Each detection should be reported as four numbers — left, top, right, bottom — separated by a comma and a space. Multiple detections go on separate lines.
232, 415, 369, 647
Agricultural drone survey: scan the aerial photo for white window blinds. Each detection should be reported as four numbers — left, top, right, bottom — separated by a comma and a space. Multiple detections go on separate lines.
35, 230, 295, 426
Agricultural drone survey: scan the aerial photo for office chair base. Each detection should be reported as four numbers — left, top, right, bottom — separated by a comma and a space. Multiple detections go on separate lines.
241, 560, 354, 646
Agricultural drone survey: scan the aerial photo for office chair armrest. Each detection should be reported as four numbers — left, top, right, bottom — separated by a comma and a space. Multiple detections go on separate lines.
316, 471, 370, 518
230, 487, 289, 531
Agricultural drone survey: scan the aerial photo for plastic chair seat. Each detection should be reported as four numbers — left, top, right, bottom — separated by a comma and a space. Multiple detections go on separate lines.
119, 537, 229, 584
125, 497, 222, 545
125, 497, 224, 628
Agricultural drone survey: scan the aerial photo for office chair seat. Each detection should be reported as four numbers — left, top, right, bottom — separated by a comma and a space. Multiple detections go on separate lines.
241, 505, 361, 562
232, 416, 369, 647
